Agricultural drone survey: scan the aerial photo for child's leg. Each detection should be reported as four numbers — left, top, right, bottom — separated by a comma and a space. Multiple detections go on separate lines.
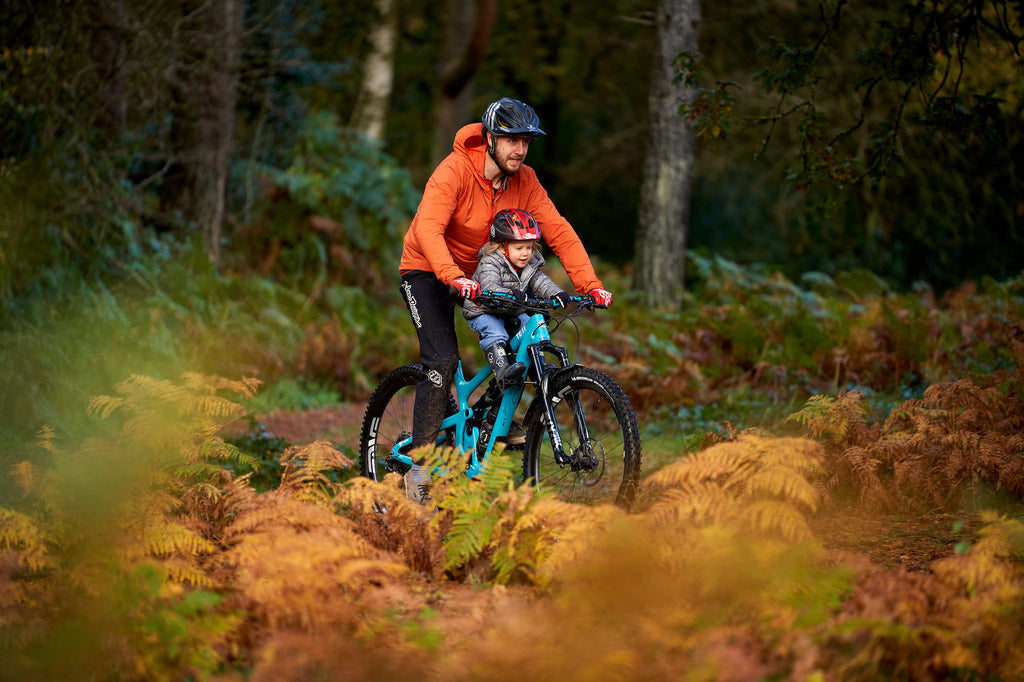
467, 314, 525, 388
467, 313, 510, 351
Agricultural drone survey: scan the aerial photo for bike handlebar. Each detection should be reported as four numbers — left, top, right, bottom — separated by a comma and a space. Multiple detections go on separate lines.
475, 290, 607, 311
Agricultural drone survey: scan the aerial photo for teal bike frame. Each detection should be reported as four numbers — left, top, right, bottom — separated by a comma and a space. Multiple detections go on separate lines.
384, 294, 582, 476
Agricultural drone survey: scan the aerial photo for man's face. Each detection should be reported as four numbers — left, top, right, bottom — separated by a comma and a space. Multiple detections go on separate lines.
489, 134, 532, 176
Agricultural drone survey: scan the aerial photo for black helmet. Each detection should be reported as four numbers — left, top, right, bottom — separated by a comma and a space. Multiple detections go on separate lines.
491, 209, 541, 242
481, 98, 546, 138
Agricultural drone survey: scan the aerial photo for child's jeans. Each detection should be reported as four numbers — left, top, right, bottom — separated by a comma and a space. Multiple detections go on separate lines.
467, 312, 532, 350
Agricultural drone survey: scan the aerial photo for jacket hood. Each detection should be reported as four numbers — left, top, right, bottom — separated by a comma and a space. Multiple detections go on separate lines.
453, 123, 488, 169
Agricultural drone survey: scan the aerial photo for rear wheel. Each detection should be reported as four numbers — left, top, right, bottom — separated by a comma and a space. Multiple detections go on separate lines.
522, 367, 641, 509
359, 364, 456, 482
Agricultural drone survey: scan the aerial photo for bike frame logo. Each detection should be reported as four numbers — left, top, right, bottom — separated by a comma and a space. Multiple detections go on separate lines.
427, 369, 443, 387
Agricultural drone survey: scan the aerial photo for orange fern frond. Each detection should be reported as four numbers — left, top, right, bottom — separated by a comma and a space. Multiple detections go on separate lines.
0, 508, 52, 572
217, 481, 407, 631
278, 440, 354, 506
642, 436, 824, 544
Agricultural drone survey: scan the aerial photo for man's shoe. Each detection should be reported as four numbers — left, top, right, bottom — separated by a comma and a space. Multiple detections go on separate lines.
404, 467, 432, 506
497, 420, 526, 446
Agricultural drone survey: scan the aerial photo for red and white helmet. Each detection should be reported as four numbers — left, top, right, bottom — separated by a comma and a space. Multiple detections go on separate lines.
491, 209, 541, 242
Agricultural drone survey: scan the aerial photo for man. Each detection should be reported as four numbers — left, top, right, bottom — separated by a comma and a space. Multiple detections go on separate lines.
398, 97, 614, 504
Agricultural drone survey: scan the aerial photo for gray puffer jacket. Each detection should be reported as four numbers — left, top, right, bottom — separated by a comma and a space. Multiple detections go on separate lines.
463, 246, 566, 320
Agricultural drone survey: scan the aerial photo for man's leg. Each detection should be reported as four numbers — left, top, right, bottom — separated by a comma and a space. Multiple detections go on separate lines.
399, 272, 460, 453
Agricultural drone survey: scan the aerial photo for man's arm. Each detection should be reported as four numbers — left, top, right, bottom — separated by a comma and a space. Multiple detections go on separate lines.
522, 178, 603, 293
404, 164, 467, 285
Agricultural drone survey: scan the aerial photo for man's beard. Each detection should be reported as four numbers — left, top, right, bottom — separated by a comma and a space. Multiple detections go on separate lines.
490, 149, 522, 177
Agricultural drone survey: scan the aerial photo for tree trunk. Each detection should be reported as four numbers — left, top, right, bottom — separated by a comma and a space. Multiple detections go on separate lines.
87, 0, 128, 131
429, 0, 497, 164
351, 0, 397, 141
633, 0, 700, 307
160, 0, 244, 266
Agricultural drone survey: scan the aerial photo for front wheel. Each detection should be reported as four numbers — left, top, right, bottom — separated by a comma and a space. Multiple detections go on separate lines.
359, 364, 456, 482
522, 367, 641, 509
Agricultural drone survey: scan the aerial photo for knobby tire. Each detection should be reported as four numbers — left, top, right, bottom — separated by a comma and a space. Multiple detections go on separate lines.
359, 364, 456, 482
522, 367, 641, 510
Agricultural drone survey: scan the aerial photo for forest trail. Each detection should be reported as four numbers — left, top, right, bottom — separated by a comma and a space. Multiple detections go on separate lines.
238, 403, 990, 575
242, 403, 367, 445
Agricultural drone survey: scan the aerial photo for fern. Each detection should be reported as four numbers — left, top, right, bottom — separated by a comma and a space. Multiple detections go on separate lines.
787, 390, 871, 444
644, 435, 824, 543
278, 439, 354, 506
427, 446, 536, 581
817, 513, 1024, 680
216, 464, 408, 631
0, 508, 52, 572
0, 372, 272, 679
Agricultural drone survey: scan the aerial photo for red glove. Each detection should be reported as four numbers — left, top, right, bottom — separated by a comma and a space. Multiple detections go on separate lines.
589, 288, 613, 308
452, 276, 481, 300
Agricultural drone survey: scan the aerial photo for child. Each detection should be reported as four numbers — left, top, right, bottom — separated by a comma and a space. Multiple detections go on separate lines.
464, 209, 570, 390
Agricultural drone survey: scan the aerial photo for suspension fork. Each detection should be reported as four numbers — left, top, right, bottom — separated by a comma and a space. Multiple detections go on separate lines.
528, 342, 590, 467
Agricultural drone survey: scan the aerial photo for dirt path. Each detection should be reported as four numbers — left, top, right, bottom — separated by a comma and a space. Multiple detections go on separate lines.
238, 404, 992, 573
241, 404, 368, 446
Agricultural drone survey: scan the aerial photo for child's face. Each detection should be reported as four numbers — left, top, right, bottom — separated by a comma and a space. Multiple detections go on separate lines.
505, 240, 534, 268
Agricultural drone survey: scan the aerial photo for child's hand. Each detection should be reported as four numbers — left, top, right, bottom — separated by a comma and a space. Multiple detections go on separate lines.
553, 292, 571, 308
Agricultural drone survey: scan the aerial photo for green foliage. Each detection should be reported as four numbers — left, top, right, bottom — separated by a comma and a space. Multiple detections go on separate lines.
0, 372, 258, 680
223, 416, 361, 496
0, 233, 417, 469
120, 564, 241, 682
392, 607, 444, 652
787, 391, 869, 444
688, 1, 1024, 290
419, 447, 548, 584
233, 110, 420, 290
580, 255, 1022, 449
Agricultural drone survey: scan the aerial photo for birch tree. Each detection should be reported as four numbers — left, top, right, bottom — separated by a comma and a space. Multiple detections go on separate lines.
351, 0, 397, 141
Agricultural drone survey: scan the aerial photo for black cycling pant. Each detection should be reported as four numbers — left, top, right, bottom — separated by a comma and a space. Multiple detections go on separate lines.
399, 271, 460, 461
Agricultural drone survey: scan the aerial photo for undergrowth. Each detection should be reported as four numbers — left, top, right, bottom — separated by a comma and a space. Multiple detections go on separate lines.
4, 365, 1023, 680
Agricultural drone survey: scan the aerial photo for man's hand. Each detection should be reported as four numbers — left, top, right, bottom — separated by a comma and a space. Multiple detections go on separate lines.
589, 288, 613, 308
452, 277, 481, 301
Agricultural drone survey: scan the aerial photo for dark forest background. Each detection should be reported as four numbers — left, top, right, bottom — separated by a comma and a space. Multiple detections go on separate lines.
2, 0, 1021, 302
3, 5, 1024, 679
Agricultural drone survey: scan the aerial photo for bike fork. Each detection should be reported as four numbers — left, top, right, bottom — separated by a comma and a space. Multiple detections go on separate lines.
528, 343, 585, 467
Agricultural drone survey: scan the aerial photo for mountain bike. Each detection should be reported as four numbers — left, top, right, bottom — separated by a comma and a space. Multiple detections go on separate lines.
358, 292, 641, 509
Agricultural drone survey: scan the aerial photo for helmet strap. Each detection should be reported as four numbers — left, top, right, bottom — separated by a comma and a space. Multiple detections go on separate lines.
485, 132, 516, 179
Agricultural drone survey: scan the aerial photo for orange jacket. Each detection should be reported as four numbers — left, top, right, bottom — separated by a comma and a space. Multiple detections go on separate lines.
399, 123, 603, 294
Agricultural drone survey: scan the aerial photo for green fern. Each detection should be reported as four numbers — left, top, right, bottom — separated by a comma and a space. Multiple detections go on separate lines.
787, 391, 868, 443
420, 447, 547, 583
